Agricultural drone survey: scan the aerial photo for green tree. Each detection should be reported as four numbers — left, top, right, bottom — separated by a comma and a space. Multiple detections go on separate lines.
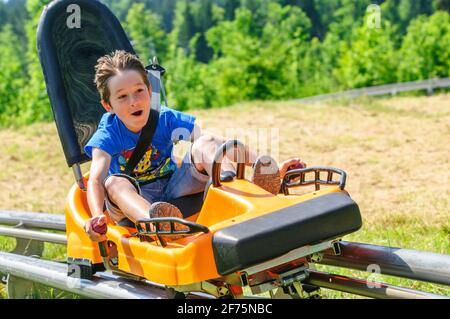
296, 36, 341, 97
18, 0, 52, 125
191, 0, 215, 62
328, 0, 373, 42
158, 0, 177, 32
135, 0, 177, 32
171, 0, 196, 55
281, 0, 326, 39
164, 39, 214, 110
382, 0, 435, 37
239, 0, 274, 37
333, 13, 398, 89
0, 2, 5, 27
124, 3, 168, 65
204, 4, 311, 106
223, 0, 239, 20
0, 24, 26, 126
397, 11, 450, 81
100, 0, 138, 22
0, 0, 29, 53
433, 0, 450, 12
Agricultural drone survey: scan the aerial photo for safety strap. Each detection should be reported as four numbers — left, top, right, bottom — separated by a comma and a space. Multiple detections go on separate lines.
124, 108, 159, 176
123, 61, 165, 176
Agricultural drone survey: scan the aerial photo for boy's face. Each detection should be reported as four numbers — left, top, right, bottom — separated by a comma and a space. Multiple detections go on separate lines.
101, 70, 151, 133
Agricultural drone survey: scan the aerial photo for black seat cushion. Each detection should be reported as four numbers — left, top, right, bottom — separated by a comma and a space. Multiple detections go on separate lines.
212, 192, 362, 275
167, 192, 204, 218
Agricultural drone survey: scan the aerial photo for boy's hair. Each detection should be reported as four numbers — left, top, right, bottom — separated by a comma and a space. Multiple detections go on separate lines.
94, 50, 150, 104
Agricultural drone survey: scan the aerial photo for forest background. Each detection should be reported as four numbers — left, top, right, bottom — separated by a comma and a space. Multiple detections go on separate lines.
0, 0, 449, 127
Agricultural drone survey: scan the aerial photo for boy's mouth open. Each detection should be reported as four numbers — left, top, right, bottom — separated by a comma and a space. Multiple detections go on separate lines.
131, 110, 143, 117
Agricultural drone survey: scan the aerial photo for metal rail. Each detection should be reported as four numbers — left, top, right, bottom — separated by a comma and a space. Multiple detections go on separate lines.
0, 211, 449, 299
293, 77, 450, 103
305, 270, 449, 299
0, 252, 210, 299
1, 212, 446, 286
318, 241, 450, 286
0, 226, 67, 245
0, 252, 160, 298
0, 252, 446, 300
0, 210, 65, 231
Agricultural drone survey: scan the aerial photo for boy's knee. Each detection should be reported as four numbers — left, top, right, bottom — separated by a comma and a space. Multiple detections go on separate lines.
192, 135, 221, 155
191, 135, 214, 163
104, 175, 137, 200
190, 135, 220, 172
193, 134, 213, 147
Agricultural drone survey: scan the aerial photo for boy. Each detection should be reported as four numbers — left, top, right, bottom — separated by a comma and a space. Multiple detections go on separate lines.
84, 50, 304, 242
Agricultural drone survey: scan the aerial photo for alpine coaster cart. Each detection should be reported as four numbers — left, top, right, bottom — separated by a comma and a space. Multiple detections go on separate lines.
37, 0, 362, 299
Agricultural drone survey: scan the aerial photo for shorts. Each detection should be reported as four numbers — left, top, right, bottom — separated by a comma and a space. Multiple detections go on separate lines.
104, 147, 209, 222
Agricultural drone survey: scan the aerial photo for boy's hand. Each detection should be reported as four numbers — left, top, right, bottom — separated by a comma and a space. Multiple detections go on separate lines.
84, 214, 108, 242
280, 158, 307, 181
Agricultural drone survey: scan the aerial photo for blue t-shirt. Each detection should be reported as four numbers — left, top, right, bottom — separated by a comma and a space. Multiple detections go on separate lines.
85, 106, 195, 184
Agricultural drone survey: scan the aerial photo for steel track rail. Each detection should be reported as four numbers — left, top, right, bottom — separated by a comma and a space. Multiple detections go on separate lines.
0, 251, 164, 298
0, 210, 65, 231
0, 226, 67, 245
2, 212, 448, 287
0, 252, 446, 300
0, 252, 210, 299
319, 241, 450, 286
305, 270, 449, 299
1, 211, 449, 298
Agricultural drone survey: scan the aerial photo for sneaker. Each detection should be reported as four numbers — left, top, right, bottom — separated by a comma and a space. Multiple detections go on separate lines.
149, 202, 189, 243
251, 155, 281, 195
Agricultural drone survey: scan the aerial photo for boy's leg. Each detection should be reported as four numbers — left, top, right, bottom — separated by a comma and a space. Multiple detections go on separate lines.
190, 135, 243, 177
161, 135, 233, 205
104, 174, 187, 238
190, 135, 281, 194
103, 174, 150, 223
161, 145, 210, 201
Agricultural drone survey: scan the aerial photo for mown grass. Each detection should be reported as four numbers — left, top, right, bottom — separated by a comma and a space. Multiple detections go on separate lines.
0, 93, 449, 298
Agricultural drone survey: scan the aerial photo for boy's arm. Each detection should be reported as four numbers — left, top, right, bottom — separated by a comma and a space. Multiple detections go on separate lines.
84, 148, 111, 242
87, 147, 111, 217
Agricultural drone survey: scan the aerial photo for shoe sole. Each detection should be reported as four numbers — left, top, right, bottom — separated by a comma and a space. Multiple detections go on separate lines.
149, 202, 189, 242
251, 155, 281, 195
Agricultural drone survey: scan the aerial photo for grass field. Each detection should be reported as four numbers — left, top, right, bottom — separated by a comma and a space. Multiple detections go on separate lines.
0, 94, 449, 298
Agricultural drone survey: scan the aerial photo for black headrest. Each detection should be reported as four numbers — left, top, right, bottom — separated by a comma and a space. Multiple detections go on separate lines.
37, 0, 135, 167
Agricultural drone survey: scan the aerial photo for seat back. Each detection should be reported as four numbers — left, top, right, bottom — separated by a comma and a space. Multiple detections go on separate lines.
37, 0, 156, 167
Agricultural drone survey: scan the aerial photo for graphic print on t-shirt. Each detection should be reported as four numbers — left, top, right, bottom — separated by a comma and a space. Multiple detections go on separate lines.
118, 145, 176, 183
